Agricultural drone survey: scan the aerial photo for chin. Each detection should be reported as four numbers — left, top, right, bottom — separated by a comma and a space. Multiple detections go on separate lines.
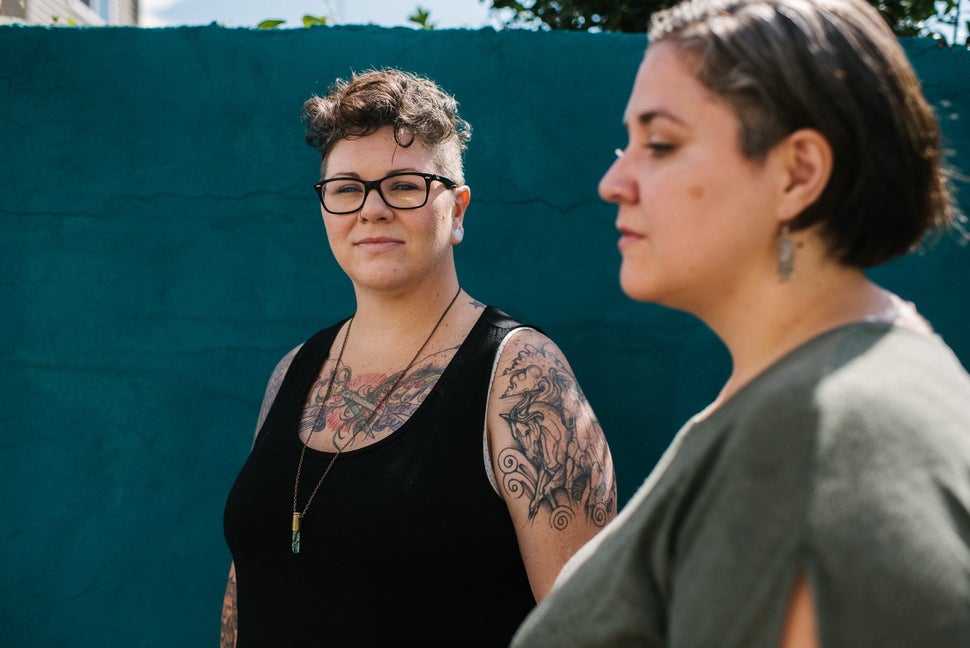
619, 266, 658, 304
620, 286, 659, 304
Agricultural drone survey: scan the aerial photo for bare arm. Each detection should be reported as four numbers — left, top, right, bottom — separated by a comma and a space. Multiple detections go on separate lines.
220, 345, 302, 646
220, 563, 237, 648
486, 329, 618, 601
781, 574, 819, 648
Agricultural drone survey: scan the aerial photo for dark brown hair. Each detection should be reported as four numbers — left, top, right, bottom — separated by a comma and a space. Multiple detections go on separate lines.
303, 68, 471, 183
649, 0, 956, 268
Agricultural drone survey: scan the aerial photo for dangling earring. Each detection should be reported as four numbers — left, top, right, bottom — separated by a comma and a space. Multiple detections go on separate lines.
777, 224, 794, 282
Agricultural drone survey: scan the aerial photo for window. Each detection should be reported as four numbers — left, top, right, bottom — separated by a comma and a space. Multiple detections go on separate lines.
77, 0, 110, 21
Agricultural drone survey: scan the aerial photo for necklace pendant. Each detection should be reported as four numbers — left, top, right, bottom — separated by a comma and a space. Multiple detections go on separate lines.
291, 512, 302, 554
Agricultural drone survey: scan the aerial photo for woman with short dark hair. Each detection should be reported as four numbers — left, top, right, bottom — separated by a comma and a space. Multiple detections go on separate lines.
512, 1, 970, 646
220, 68, 617, 647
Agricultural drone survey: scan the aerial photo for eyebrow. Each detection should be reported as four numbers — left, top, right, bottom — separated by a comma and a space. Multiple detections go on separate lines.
325, 168, 420, 179
623, 109, 687, 129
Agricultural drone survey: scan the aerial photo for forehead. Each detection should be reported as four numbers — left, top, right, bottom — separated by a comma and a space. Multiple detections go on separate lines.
326, 126, 435, 173
623, 43, 721, 128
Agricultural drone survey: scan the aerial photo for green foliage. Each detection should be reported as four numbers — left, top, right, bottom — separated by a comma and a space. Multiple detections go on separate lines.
256, 14, 327, 29
302, 14, 328, 27
255, 0, 335, 29
50, 15, 79, 26
247, 1, 962, 44
483, 0, 965, 43
876, 0, 956, 37
256, 19, 286, 29
408, 6, 436, 29
485, 0, 674, 32
252, 4, 435, 31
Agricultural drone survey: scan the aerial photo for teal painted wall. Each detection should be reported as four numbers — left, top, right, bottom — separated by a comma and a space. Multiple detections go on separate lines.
1, 24, 967, 646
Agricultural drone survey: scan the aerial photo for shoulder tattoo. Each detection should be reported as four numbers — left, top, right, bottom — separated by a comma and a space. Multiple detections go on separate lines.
496, 343, 617, 530
255, 347, 298, 432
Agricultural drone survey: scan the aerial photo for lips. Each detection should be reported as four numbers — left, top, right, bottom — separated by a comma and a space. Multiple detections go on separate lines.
355, 236, 403, 252
616, 224, 644, 250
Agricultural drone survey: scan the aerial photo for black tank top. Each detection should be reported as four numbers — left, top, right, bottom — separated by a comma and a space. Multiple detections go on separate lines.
224, 307, 538, 646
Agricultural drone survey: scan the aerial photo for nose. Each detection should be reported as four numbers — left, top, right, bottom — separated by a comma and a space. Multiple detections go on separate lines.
358, 185, 393, 222
598, 150, 637, 205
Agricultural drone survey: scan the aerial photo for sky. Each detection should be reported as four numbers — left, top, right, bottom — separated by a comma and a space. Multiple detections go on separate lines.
139, 0, 504, 29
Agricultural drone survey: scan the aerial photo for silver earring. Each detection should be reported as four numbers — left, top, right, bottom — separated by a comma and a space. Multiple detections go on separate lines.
453, 228, 464, 242
777, 224, 794, 282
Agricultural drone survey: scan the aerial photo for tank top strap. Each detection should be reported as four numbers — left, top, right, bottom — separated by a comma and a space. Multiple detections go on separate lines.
480, 306, 543, 343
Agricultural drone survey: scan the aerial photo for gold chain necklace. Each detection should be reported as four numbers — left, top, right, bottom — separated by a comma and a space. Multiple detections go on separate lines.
290, 285, 463, 554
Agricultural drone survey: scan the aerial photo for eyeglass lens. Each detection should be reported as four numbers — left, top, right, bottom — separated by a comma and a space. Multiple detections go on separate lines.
320, 174, 431, 213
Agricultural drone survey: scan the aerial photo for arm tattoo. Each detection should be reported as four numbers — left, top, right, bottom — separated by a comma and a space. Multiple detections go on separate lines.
256, 347, 298, 433
497, 343, 616, 529
220, 569, 238, 648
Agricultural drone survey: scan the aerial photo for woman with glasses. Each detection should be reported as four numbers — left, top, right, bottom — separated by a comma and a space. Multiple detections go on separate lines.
512, 0, 970, 646
220, 68, 617, 647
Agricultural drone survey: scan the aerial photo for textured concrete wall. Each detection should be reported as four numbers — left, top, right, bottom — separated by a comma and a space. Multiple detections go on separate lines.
0, 24, 968, 646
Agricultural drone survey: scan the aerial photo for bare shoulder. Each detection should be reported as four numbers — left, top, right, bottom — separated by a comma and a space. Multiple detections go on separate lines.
253, 343, 303, 438
494, 327, 578, 384
487, 327, 618, 599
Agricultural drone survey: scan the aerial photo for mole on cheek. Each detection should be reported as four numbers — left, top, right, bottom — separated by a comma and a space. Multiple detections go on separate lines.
688, 185, 704, 199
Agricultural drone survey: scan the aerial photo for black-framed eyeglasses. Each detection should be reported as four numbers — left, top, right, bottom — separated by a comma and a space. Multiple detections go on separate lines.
313, 172, 458, 215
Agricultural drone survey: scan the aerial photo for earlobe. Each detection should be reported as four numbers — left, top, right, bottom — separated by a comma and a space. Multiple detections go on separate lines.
779, 129, 833, 221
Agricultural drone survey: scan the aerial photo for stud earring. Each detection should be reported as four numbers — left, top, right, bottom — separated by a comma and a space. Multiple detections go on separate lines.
453, 228, 464, 242
777, 224, 794, 282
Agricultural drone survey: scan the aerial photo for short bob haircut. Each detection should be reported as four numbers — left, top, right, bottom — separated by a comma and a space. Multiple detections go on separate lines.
303, 68, 472, 184
648, 0, 955, 268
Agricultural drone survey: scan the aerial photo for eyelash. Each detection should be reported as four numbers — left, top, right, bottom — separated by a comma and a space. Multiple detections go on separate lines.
647, 141, 676, 156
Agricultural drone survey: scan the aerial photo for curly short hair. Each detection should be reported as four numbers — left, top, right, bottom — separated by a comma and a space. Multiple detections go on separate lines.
303, 68, 472, 183
649, 0, 956, 268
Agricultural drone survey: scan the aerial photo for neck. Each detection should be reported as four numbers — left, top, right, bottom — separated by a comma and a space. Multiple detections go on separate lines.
351, 278, 463, 335
703, 262, 890, 409
341, 281, 464, 368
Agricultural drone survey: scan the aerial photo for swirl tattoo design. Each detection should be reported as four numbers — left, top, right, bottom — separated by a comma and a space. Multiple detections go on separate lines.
499, 344, 616, 529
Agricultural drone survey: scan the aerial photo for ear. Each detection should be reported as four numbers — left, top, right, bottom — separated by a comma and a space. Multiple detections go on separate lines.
776, 129, 833, 223
450, 185, 470, 245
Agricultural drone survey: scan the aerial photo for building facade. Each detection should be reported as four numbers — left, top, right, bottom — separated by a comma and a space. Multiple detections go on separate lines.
1, 0, 138, 26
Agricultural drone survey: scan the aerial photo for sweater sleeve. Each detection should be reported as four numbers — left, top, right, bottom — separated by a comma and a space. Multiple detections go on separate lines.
802, 364, 970, 648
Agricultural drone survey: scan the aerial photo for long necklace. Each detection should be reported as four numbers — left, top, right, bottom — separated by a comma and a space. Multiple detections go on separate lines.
290, 285, 463, 554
